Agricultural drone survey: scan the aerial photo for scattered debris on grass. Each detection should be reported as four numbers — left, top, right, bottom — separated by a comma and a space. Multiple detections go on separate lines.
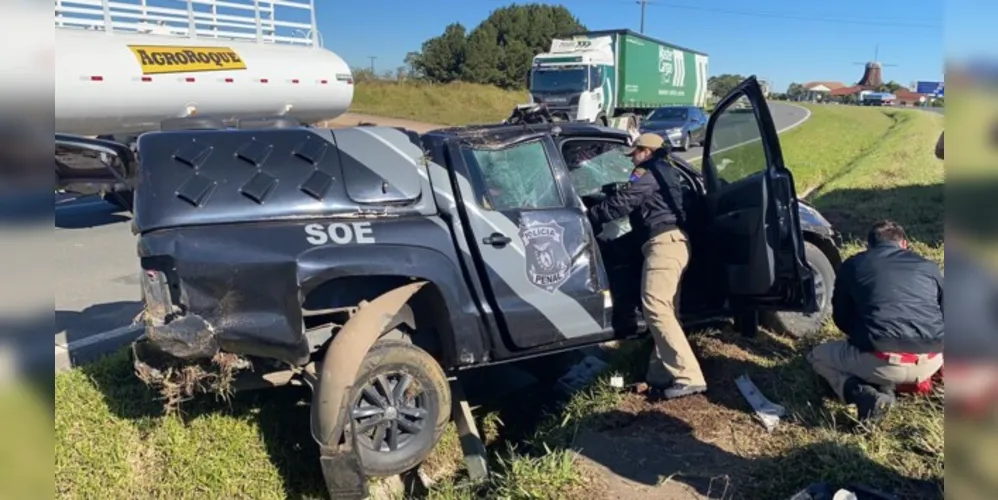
556, 355, 610, 395
134, 351, 252, 414
735, 374, 787, 432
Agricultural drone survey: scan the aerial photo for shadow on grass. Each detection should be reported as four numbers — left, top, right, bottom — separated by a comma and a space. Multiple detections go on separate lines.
76, 349, 327, 499
808, 184, 944, 246
745, 439, 943, 499
689, 330, 841, 432
572, 407, 941, 499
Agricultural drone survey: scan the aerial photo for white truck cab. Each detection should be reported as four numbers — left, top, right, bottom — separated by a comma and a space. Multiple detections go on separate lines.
528, 36, 616, 125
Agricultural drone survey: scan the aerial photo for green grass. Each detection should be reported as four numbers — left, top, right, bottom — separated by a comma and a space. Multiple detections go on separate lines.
806, 106, 944, 260
0, 381, 54, 499
351, 81, 527, 126
56, 350, 327, 499
701, 104, 900, 197
56, 102, 944, 499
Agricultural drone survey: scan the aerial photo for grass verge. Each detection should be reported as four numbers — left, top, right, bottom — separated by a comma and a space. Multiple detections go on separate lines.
55, 104, 944, 499
351, 81, 526, 126
703, 103, 899, 197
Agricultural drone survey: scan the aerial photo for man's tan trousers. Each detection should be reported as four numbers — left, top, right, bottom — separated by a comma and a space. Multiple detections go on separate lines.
808, 340, 943, 400
641, 228, 706, 387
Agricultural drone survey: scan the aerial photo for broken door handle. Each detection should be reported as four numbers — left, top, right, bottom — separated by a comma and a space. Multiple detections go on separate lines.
482, 233, 512, 247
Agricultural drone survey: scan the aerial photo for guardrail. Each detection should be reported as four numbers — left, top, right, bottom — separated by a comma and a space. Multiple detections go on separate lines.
53, 0, 322, 47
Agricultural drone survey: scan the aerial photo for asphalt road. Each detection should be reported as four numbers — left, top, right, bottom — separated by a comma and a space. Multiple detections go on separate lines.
55, 194, 143, 352
54, 101, 810, 362
672, 101, 810, 162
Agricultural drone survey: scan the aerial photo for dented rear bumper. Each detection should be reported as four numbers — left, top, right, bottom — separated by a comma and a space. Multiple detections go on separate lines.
140, 313, 221, 360
137, 266, 221, 361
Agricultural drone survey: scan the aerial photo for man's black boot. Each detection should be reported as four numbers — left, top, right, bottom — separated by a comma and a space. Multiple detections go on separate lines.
843, 377, 895, 423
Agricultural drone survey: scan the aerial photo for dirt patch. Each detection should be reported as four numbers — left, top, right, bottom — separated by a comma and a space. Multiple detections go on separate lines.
569, 330, 830, 499
316, 113, 444, 134
573, 420, 749, 499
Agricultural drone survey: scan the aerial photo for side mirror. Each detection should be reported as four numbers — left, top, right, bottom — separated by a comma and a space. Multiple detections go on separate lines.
55, 134, 137, 195
935, 131, 944, 160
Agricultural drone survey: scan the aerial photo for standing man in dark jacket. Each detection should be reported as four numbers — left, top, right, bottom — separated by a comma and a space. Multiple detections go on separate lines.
807, 220, 944, 421
588, 133, 705, 400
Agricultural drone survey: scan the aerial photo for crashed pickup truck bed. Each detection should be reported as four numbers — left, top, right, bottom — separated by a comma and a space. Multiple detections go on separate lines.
134, 126, 486, 368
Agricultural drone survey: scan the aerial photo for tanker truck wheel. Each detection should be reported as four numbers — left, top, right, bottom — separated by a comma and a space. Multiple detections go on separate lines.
346, 339, 451, 477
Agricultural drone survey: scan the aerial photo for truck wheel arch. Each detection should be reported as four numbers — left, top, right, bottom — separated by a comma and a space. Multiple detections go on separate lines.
802, 230, 842, 271
309, 280, 431, 450
302, 275, 460, 364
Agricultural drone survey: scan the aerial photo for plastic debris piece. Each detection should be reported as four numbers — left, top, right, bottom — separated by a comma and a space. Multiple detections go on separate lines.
735, 374, 786, 432
556, 355, 610, 394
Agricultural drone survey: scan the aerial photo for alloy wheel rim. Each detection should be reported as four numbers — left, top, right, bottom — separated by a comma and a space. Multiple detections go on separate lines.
351, 372, 429, 452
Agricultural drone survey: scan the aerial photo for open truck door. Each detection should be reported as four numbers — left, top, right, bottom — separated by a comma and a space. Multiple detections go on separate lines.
55, 134, 138, 210
699, 77, 818, 314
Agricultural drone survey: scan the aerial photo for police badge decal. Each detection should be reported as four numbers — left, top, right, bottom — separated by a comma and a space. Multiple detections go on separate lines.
519, 219, 572, 293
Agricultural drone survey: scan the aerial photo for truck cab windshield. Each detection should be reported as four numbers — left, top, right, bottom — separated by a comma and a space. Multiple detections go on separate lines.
531, 67, 588, 93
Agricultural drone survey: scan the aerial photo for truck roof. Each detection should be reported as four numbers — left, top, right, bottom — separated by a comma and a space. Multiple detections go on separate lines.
132, 126, 436, 233
425, 121, 632, 146
131, 122, 630, 233
571, 29, 708, 57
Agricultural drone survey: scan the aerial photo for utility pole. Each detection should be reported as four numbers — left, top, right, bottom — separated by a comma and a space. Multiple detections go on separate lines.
636, 0, 651, 34
368, 56, 377, 75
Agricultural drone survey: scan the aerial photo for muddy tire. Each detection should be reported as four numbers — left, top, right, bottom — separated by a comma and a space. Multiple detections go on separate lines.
347, 339, 450, 477
762, 241, 835, 338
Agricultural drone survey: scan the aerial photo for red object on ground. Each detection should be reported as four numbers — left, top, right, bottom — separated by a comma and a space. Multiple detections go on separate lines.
895, 362, 944, 395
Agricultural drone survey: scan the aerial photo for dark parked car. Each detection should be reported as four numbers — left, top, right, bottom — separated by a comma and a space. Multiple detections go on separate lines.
640, 105, 708, 151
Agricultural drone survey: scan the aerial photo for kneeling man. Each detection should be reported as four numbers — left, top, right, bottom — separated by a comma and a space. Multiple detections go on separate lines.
808, 220, 944, 421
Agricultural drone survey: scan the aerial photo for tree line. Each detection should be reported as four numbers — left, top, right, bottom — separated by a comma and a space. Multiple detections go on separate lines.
362, 3, 746, 98
352, 4, 586, 89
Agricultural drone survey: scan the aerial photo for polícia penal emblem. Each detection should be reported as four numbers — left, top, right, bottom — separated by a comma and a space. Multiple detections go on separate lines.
519, 219, 572, 293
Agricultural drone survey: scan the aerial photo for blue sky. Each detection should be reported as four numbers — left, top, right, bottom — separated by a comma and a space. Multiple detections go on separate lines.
315, 0, 954, 92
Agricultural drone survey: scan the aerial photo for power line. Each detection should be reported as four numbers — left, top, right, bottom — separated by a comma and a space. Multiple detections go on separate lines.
603, 1, 940, 29
650, 2, 940, 29
368, 56, 377, 74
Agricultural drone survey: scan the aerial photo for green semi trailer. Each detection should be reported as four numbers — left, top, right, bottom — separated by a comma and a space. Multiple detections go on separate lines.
523, 29, 709, 126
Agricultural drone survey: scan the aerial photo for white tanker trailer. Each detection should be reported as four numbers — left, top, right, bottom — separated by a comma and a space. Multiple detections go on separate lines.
56, 29, 354, 136
54, 0, 355, 204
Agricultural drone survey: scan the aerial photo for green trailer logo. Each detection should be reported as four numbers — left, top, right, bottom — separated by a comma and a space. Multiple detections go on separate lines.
658, 46, 685, 88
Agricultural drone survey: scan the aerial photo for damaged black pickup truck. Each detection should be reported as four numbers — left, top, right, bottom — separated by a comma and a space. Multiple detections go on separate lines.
66, 78, 842, 485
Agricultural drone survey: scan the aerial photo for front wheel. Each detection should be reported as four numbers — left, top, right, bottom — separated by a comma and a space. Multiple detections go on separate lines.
680, 133, 691, 151
346, 339, 451, 477
762, 241, 835, 338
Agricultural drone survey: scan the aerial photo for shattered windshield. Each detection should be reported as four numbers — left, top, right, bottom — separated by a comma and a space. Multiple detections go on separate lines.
531, 67, 588, 93
563, 141, 634, 196
462, 140, 563, 210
